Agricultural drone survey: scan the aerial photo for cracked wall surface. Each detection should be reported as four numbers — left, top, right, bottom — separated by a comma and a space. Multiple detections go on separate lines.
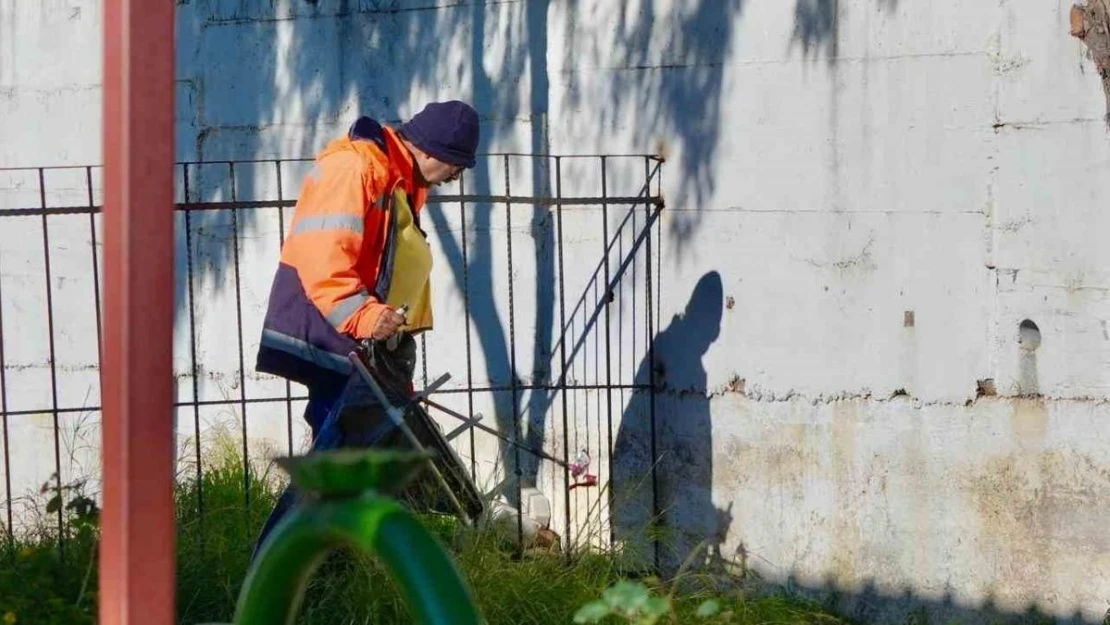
3, 1, 1110, 623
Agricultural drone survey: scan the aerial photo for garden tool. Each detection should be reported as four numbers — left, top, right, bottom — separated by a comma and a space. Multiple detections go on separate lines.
346, 339, 486, 525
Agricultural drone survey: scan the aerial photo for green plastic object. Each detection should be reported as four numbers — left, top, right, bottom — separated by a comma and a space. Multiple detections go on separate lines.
231, 449, 483, 625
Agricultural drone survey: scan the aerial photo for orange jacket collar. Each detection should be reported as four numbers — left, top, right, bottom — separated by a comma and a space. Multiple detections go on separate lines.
316, 125, 428, 210
384, 126, 428, 209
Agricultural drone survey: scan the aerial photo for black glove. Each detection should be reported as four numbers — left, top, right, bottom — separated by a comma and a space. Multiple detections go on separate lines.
356, 335, 417, 399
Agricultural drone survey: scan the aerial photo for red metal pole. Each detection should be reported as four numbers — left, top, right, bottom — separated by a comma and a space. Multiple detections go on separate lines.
100, 0, 176, 623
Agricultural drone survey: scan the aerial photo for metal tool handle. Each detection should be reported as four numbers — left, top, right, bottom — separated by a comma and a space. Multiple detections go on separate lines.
347, 351, 472, 524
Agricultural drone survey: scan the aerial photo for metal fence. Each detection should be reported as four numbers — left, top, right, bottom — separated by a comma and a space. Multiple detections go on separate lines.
0, 153, 664, 564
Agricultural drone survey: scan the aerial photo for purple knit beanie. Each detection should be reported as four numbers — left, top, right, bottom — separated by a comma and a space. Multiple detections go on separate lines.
398, 101, 480, 169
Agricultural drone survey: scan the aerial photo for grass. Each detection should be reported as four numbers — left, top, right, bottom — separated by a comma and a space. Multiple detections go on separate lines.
0, 445, 849, 625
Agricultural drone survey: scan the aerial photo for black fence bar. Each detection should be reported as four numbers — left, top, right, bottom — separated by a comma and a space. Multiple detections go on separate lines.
161, 153, 662, 165
555, 157, 572, 557
0, 382, 657, 420
601, 157, 615, 549
648, 157, 657, 568
0, 406, 116, 418
183, 163, 205, 526
431, 195, 658, 207
0, 210, 10, 559
172, 397, 310, 408
86, 166, 104, 369
0, 195, 660, 218
275, 160, 295, 458
503, 155, 525, 553
411, 383, 655, 395
459, 173, 477, 481
593, 157, 605, 549
644, 156, 660, 571
39, 169, 65, 557
0, 154, 664, 565
0, 155, 665, 173
228, 162, 251, 513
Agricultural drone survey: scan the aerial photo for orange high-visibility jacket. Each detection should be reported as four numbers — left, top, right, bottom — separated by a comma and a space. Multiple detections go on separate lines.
255, 117, 434, 388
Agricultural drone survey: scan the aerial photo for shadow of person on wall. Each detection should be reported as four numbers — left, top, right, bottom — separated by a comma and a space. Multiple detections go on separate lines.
611, 270, 724, 574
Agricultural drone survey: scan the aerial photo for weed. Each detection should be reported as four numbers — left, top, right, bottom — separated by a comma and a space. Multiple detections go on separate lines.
0, 447, 845, 625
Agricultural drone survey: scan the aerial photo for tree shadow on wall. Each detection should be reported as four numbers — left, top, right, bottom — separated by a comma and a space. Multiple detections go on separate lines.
791, 0, 903, 61
172, 0, 477, 336
172, 1, 533, 478
561, 0, 748, 247
172, 0, 749, 510
172, 0, 910, 513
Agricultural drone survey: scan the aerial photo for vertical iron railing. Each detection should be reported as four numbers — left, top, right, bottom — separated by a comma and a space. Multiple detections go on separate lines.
0, 201, 9, 559
35, 169, 65, 559
0, 154, 664, 565
555, 157, 572, 555
182, 163, 205, 530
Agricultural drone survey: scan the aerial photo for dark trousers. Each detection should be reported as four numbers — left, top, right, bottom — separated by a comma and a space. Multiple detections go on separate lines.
250, 381, 344, 559
250, 339, 416, 560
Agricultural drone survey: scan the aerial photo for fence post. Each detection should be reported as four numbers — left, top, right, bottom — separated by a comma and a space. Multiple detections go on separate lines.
100, 0, 177, 623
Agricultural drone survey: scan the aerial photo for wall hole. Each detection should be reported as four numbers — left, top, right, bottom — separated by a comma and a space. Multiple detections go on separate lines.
1019, 319, 1041, 351
976, 379, 997, 397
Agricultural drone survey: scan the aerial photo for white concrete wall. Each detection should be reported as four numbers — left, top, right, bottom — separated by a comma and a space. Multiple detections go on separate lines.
3, 0, 1110, 622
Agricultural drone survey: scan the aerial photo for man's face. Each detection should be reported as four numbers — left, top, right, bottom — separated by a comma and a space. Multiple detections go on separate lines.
415, 151, 464, 186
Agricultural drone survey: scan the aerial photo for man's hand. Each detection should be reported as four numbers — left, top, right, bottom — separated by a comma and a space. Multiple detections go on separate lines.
371, 307, 407, 340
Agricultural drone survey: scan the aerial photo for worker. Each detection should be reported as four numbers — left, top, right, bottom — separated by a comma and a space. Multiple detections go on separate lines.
250, 100, 481, 555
